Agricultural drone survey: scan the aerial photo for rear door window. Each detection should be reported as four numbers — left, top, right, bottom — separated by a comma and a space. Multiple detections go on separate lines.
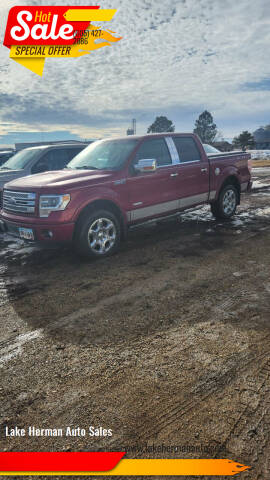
65, 147, 85, 164
32, 148, 72, 173
173, 137, 201, 163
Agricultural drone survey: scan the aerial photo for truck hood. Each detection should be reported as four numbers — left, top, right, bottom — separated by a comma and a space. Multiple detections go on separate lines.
4, 169, 115, 191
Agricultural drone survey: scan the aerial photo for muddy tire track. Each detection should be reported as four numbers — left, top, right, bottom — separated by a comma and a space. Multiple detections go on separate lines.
106, 349, 270, 451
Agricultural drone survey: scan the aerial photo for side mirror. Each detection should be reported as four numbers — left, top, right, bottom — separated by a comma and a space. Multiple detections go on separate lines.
134, 159, 157, 173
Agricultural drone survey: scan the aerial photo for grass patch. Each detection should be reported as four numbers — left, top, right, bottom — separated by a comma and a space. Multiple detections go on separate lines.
252, 159, 270, 167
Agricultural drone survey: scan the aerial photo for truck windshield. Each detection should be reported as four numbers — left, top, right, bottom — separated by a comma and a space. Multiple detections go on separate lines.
0, 148, 42, 171
67, 139, 138, 171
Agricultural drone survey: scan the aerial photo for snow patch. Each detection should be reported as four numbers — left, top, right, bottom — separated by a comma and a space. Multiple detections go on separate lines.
252, 181, 270, 189
0, 330, 43, 366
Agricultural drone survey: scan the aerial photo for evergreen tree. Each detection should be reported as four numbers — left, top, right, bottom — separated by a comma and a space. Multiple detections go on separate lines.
147, 116, 175, 133
232, 131, 255, 151
193, 110, 217, 144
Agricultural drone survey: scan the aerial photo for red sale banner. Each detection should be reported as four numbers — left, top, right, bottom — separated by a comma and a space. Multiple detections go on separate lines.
3, 6, 97, 46
0, 452, 124, 472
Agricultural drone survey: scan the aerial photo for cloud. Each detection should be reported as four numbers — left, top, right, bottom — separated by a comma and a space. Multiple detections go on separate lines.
0, 0, 270, 141
0, 93, 127, 126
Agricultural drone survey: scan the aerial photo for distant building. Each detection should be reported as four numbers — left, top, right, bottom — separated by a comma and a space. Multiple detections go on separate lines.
0, 147, 14, 153
253, 128, 270, 149
213, 141, 232, 152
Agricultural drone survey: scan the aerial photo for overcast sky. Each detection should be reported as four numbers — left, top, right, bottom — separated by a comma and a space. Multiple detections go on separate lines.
1, 0, 270, 145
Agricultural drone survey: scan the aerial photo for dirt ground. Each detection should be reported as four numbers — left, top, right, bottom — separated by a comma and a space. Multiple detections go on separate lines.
0, 167, 270, 480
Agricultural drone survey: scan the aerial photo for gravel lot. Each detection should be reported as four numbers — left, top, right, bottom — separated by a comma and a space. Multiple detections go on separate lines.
0, 166, 270, 480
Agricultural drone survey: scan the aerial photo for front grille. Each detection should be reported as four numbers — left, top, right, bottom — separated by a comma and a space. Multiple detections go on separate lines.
3, 190, 36, 215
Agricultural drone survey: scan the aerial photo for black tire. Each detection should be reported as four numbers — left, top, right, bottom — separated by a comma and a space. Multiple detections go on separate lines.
74, 209, 121, 258
210, 185, 238, 219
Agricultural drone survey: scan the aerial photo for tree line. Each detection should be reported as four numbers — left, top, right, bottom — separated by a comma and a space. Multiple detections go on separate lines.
146, 111, 261, 151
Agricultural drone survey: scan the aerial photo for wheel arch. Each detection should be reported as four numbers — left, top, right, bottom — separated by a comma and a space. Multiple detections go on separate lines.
73, 199, 127, 241
217, 175, 241, 204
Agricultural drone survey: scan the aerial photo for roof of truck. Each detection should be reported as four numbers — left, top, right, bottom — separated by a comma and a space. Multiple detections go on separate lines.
101, 133, 196, 141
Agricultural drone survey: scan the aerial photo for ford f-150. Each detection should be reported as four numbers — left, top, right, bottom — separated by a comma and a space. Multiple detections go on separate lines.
0, 133, 252, 258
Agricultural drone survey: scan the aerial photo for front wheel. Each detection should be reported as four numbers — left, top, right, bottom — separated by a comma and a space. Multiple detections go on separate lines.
74, 209, 121, 258
211, 185, 238, 219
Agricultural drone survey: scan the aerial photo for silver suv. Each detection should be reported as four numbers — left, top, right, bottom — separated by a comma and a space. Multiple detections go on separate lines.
0, 143, 88, 207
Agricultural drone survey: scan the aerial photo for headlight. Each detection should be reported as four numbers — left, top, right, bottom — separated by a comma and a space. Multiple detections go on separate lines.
39, 194, 70, 218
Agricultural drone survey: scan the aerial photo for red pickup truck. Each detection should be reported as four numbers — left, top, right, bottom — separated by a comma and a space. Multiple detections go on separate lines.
0, 133, 252, 258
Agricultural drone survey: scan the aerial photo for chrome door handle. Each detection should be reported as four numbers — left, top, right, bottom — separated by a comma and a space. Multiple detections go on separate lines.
170, 173, 179, 177
201, 168, 208, 173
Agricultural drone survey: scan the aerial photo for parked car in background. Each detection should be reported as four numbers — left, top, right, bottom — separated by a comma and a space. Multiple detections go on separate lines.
203, 144, 221, 154
0, 150, 15, 166
248, 150, 270, 160
0, 133, 252, 258
0, 143, 88, 206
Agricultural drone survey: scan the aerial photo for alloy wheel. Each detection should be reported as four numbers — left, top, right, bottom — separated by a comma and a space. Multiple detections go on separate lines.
223, 189, 236, 215
88, 217, 116, 255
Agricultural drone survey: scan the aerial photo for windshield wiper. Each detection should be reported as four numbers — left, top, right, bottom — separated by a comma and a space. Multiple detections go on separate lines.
0, 167, 11, 170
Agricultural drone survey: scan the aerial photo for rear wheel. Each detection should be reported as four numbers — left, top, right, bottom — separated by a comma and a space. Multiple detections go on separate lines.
211, 185, 238, 219
74, 209, 121, 258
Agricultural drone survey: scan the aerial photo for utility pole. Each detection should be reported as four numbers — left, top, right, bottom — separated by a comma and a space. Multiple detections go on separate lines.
126, 118, 137, 135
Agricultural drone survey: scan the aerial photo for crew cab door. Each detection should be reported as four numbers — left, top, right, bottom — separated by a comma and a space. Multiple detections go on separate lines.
171, 136, 210, 208
127, 137, 181, 222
